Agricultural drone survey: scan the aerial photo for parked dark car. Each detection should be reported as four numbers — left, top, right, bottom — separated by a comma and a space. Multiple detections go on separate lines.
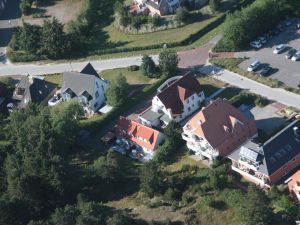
259, 66, 271, 76
285, 49, 297, 59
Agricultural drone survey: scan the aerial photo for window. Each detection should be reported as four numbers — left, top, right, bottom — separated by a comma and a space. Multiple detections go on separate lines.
95, 91, 99, 98
96, 82, 99, 88
188, 107, 191, 112
94, 102, 98, 108
192, 96, 194, 100
187, 99, 189, 103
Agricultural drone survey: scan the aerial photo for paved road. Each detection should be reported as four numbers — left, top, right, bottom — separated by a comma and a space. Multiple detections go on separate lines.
0, 55, 160, 75
214, 69, 300, 109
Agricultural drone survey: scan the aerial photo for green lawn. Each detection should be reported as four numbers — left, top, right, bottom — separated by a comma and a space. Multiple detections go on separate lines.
101, 16, 219, 50
44, 74, 63, 86
198, 76, 226, 96
101, 67, 157, 85
166, 147, 207, 172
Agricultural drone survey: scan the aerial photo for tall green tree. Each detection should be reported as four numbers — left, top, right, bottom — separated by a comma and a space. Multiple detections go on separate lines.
20, 0, 32, 15
139, 161, 165, 197
4, 102, 82, 217
106, 74, 129, 107
17, 23, 41, 53
41, 18, 70, 58
141, 55, 157, 78
158, 50, 179, 77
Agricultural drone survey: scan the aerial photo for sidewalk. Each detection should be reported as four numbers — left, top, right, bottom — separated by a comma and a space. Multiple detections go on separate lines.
214, 69, 300, 109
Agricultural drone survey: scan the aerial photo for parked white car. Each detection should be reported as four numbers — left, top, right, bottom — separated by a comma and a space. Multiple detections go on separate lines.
291, 51, 300, 61
250, 41, 262, 49
273, 44, 286, 54
247, 60, 261, 72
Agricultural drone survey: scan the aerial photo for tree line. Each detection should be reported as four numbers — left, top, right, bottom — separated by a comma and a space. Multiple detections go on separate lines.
214, 0, 288, 51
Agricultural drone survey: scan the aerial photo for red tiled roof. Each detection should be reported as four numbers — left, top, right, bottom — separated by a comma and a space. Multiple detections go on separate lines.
116, 116, 161, 151
156, 73, 202, 115
185, 98, 257, 156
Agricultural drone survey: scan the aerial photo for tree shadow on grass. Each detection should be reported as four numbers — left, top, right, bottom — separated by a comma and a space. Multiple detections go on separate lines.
82, 27, 131, 55
210, 200, 228, 211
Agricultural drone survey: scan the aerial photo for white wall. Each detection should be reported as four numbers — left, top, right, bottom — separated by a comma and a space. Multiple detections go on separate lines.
89, 77, 108, 113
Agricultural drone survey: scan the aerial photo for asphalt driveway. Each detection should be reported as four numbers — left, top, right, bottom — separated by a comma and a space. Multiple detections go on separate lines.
239, 24, 300, 88
0, 0, 20, 50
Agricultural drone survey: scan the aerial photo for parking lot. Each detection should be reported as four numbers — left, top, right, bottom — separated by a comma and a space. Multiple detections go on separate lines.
239, 22, 300, 88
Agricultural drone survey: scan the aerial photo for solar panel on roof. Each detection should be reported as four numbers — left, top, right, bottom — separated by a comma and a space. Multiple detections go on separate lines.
269, 157, 276, 163
279, 149, 286, 156
285, 144, 292, 152
275, 152, 282, 159
240, 147, 259, 162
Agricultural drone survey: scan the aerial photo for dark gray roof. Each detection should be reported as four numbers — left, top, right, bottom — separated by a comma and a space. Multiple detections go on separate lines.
140, 109, 163, 121
62, 63, 107, 98
228, 119, 300, 176
62, 71, 95, 98
13, 76, 57, 107
80, 63, 99, 78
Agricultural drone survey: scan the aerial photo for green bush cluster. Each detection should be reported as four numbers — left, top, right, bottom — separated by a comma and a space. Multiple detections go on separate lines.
230, 91, 269, 107
8, 18, 71, 61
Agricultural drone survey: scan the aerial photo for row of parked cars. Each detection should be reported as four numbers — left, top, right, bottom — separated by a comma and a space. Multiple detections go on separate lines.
247, 60, 270, 76
250, 18, 299, 49
273, 44, 300, 61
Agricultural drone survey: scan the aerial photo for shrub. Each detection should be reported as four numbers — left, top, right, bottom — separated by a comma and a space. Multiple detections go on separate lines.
164, 188, 180, 202
230, 91, 269, 108
127, 65, 139, 71
200, 196, 213, 209
176, 7, 189, 23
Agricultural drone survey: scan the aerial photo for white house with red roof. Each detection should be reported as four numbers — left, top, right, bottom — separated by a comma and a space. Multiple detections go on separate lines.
182, 98, 257, 162
116, 116, 166, 154
139, 73, 205, 127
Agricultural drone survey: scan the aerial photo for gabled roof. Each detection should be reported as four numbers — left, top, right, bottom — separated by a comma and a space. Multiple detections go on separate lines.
13, 76, 57, 106
116, 116, 162, 151
62, 63, 106, 98
229, 119, 300, 177
185, 98, 254, 149
80, 63, 100, 78
156, 73, 202, 115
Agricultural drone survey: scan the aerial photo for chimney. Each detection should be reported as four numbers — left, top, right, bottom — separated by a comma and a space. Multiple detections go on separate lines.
293, 127, 300, 138
28, 75, 34, 84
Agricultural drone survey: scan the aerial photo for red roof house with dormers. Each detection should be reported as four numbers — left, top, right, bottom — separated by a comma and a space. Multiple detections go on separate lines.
116, 116, 166, 152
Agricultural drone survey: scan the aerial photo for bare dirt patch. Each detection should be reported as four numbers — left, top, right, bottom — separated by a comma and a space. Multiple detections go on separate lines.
23, 0, 83, 26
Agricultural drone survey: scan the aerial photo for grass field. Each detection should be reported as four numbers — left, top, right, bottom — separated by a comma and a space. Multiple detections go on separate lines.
101, 67, 157, 85
101, 16, 219, 50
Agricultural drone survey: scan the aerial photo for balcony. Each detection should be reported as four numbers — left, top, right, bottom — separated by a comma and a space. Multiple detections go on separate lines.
231, 165, 270, 188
